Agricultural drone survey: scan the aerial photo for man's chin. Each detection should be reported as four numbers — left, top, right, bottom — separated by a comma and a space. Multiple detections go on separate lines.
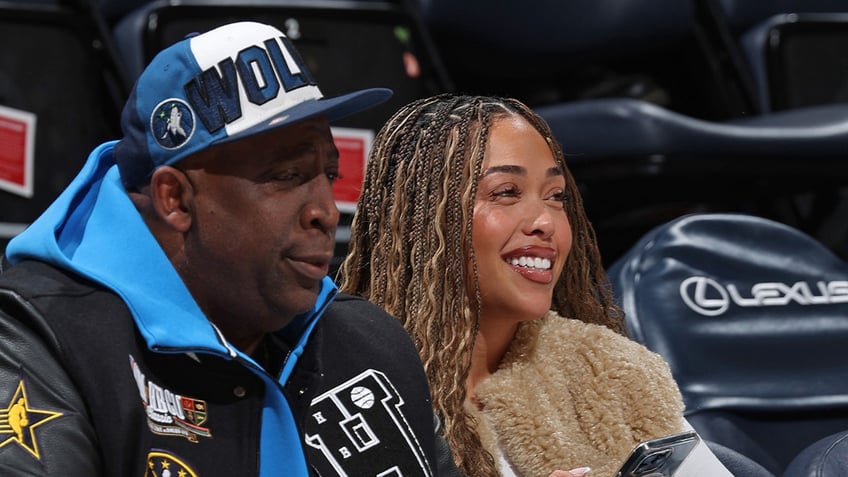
278, 289, 324, 322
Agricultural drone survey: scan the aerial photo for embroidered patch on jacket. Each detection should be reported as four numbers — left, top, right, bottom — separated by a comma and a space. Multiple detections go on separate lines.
131, 355, 212, 443
305, 369, 433, 476
0, 379, 62, 459
145, 449, 199, 477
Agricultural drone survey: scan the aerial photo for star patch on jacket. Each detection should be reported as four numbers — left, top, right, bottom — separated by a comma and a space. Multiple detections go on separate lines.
145, 450, 199, 477
0, 379, 62, 459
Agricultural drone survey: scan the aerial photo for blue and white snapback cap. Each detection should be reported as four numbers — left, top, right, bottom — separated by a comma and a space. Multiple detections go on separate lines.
115, 21, 393, 188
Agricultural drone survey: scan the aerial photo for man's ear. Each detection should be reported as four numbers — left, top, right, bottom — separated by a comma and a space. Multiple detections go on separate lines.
149, 166, 193, 233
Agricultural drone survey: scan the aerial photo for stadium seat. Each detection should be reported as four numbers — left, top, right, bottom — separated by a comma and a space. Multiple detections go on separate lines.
706, 440, 775, 477
536, 97, 848, 266
712, 0, 847, 34
607, 213, 848, 475
697, 0, 848, 114
783, 429, 848, 477
737, 12, 848, 113
411, 0, 704, 114
0, 0, 127, 254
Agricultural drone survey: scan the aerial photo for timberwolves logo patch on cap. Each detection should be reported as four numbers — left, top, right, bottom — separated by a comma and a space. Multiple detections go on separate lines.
151, 99, 195, 150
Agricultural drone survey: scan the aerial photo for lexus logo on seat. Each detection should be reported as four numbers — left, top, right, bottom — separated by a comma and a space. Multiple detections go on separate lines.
680, 277, 729, 316
679, 276, 848, 316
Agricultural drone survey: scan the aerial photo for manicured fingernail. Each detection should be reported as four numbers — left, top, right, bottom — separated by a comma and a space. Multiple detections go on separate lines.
569, 467, 591, 476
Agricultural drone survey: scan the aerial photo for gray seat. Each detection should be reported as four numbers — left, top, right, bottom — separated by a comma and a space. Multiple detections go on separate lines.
607, 213, 848, 474
707, 440, 775, 477
783, 430, 848, 477
536, 97, 848, 265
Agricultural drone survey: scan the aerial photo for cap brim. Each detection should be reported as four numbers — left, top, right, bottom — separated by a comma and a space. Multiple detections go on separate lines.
219, 87, 393, 146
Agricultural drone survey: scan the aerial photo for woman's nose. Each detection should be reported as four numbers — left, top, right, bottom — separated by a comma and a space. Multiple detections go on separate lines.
523, 200, 555, 239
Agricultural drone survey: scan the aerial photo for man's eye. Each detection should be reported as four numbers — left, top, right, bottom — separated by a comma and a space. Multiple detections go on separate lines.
276, 172, 301, 182
326, 171, 342, 183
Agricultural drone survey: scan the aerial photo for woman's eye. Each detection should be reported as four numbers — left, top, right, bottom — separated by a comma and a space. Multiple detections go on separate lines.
550, 191, 570, 203
491, 185, 519, 198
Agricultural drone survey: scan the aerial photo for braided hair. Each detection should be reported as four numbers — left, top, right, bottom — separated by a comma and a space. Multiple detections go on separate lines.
338, 93, 624, 477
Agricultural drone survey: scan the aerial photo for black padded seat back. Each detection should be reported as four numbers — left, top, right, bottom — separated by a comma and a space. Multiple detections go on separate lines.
607, 213, 848, 473
783, 430, 848, 477
0, 1, 126, 254
739, 12, 848, 113
714, 0, 848, 35
409, 0, 704, 111
535, 98, 848, 266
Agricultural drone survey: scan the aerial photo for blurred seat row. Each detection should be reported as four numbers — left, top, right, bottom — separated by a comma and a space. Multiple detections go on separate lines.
4, 0, 848, 264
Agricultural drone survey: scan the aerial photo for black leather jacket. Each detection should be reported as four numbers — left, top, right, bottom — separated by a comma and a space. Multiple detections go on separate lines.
0, 259, 459, 476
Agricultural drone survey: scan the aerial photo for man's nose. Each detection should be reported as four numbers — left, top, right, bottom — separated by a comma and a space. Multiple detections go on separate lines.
300, 175, 340, 232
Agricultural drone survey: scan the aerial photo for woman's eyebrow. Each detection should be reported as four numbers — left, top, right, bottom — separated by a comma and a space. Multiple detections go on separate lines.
480, 165, 563, 177
480, 164, 525, 177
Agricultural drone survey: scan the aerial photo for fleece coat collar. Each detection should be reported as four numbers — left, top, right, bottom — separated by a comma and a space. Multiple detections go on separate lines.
472, 312, 685, 477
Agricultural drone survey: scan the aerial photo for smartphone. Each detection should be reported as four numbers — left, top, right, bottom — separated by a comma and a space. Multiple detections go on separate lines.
613, 430, 700, 477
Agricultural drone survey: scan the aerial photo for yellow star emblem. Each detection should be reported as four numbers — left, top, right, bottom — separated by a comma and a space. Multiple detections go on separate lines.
145, 451, 199, 477
0, 380, 62, 459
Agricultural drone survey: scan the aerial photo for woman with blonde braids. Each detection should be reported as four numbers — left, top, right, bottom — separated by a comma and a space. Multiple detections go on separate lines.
339, 94, 732, 477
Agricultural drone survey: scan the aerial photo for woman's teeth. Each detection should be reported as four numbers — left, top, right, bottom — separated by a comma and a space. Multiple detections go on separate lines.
508, 256, 552, 270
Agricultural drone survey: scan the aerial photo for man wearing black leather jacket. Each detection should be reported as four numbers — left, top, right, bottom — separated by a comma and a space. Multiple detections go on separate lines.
0, 21, 458, 477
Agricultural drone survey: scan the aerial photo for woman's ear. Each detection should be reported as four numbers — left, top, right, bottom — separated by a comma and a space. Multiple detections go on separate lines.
149, 166, 193, 233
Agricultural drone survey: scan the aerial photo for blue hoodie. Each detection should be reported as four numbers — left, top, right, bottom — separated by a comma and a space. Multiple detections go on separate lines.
5, 141, 336, 476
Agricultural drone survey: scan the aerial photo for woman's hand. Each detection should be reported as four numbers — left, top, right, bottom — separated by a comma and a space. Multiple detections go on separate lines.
549, 467, 591, 477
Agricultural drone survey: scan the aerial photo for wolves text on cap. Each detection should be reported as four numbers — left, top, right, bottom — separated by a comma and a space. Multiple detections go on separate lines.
151, 32, 317, 151
116, 21, 391, 190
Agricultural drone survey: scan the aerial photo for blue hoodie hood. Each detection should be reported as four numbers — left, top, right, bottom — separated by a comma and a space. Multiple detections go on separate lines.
5, 140, 336, 359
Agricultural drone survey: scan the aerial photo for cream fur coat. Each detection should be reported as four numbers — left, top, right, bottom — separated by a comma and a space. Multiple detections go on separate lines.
471, 311, 686, 477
